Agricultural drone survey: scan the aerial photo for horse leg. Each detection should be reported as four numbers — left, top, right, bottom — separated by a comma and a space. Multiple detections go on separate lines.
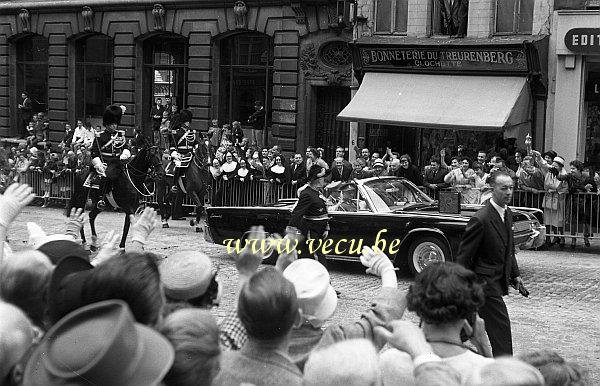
120, 211, 132, 249
89, 206, 100, 252
188, 191, 204, 232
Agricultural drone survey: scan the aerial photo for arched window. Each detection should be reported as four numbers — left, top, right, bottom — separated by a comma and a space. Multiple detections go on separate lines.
142, 34, 187, 118
16, 34, 48, 113
75, 34, 113, 123
218, 33, 273, 126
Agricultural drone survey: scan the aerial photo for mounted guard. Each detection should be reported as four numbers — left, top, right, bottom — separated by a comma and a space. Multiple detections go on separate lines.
170, 109, 199, 193
88, 104, 131, 209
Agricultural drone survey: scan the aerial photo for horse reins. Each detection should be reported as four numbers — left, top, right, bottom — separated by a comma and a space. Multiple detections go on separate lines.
124, 150, 161, 197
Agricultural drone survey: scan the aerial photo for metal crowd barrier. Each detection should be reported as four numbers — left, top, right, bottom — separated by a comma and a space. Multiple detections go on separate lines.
15, 169, 76, 203
14, 170, 600, 241
138, 178, 299, 208
420, 185, 600, 241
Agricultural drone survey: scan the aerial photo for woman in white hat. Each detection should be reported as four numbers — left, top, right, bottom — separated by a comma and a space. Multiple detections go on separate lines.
532, 151, 568, 248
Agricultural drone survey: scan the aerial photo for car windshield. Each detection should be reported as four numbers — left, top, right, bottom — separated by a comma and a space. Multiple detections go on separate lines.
363, 178, 433, 211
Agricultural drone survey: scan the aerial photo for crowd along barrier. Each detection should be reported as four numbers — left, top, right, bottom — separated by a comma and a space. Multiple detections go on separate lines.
15, 170, 600, 241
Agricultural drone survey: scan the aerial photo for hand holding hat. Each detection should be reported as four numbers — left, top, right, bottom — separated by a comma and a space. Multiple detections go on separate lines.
360, 246, 394, 277
0, 183, 35, 228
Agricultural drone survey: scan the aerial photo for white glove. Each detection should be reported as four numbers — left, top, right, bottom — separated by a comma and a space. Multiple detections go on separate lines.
175, 160, 181, 167
119, 149, 131, 160
92, 157, 106, 176
0, 183, 35, 228
360, 246, 395, 277
130, 207, 160, 245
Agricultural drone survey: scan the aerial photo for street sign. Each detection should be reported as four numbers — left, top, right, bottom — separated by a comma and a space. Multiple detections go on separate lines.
565, 28, 600, 53
356, 46, 528, 73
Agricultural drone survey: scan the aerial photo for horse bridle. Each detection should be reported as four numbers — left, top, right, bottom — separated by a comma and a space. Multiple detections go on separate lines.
125, 146, 163, 197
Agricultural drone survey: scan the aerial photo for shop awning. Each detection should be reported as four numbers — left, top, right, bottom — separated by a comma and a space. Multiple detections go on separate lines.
337, 72, 531, 131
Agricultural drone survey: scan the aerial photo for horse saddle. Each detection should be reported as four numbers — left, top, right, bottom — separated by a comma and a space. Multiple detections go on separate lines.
83, 172, 102, 190
176, 153, 193, 168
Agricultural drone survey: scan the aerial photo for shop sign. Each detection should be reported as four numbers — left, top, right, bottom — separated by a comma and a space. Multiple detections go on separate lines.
565, 28, 600, 53
585, 72, 600, 101
357, 46, 528, 73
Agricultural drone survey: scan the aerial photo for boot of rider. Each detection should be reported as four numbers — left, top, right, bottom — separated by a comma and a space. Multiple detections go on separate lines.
97, 177, 111, 210
171, 167, 182, 193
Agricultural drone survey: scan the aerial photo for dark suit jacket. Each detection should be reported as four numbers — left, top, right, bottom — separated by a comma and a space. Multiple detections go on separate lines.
290, 162, 306, 184
456, 201, 520, 297
150, 105, 164, 130
330, 164, 352, 182
20, 97, 33, 121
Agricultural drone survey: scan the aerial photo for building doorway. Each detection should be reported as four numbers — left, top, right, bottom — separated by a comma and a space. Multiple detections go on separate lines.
142, 34, 188, 136
314, 86, 351, 161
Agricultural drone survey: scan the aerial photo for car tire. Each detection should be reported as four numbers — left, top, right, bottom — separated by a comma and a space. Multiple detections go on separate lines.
407, 235, 449, 276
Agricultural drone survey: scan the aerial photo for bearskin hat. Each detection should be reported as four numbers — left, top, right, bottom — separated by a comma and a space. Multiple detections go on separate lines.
179, 109, 193, 124
103, 104, 124, 127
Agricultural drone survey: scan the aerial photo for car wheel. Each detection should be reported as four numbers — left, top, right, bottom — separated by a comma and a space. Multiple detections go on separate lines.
407, 235, 449, 275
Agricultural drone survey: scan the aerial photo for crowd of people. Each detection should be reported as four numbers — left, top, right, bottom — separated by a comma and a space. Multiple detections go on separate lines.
4, 95, 600, 246
0, 181, 589, 385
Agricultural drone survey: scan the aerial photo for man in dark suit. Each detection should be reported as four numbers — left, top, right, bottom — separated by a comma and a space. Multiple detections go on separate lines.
423, 155, 449, 199
18, 92, 33, 139
456, 171, 525, 357
290, 153, 306, 187
150, 98, 164, 145
330, 157, 352, 182
248, 100, 265, 130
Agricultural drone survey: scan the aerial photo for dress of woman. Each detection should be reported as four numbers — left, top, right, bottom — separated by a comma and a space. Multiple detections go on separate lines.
237, 163, 251, 205
444, 167, 477, 204
210, 161, 223, 206
220, 158, 238, 205
534, 154, 569, 246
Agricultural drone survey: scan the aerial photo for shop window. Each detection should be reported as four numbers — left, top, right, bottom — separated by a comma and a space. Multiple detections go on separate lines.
375, 0, 408, 34
75, 34, 113, 123
142, 34, 188, 124
495, 0, 534, 35
218, 32, 273, 127
16, 34, 48, 114
431, 0, 469, 36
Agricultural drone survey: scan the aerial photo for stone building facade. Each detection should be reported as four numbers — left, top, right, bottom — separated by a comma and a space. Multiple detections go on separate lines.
340, 0, 552, 163
0, 0, 354, 158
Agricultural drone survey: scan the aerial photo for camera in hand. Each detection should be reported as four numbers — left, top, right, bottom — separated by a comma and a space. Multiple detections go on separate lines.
549, 166, 559, 176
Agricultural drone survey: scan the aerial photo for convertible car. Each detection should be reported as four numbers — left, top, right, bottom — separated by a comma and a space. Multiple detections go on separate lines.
204, 176, 545, 275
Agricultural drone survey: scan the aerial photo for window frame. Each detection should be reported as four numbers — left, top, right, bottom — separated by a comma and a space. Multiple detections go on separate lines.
74, 34, 114, 123
374, 0, 409, 35
494, 0, 534, 36
217, 32, 274, 127
15, 34, 49, 114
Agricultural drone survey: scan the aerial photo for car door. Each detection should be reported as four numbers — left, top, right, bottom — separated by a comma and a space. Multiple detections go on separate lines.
326, 188, 382, 260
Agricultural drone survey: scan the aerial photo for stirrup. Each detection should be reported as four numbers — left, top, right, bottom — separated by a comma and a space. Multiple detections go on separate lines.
97, 200, 106, 210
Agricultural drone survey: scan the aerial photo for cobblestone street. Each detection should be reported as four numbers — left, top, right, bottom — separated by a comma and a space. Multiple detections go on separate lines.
7, 207, 600, 382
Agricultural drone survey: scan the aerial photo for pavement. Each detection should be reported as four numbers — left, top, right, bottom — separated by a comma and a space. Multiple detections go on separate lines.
6, 206, 600, 382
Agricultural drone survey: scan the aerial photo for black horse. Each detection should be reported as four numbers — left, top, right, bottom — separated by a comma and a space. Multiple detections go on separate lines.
67, 145, 164, 249
158, 142, 212, 232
